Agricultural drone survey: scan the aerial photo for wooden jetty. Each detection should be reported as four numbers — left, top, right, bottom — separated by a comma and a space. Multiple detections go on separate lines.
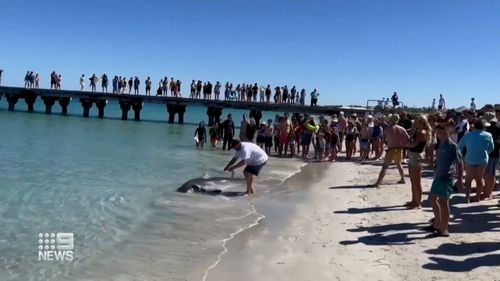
0, 86, 369, 124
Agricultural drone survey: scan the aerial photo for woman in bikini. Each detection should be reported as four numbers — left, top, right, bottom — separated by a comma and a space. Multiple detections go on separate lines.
406, 115, 431, 208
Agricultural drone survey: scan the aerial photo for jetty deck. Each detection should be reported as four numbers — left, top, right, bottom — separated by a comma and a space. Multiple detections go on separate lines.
0, 86, 368, 124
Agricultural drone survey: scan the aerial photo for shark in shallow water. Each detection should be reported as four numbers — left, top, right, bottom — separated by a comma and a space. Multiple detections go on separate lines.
176, 177, 246, 196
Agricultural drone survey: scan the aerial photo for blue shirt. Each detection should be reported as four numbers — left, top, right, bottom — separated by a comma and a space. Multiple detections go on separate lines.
435, 141, 462, 181
458, 130, 494, 166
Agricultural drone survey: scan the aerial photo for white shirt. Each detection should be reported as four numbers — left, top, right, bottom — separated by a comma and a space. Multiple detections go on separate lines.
439, 97, 445, 107
234, 142, 268, 166
456, 119, 469, 134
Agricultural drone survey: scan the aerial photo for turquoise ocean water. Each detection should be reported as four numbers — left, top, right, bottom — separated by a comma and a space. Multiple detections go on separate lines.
0, 99, 304, 281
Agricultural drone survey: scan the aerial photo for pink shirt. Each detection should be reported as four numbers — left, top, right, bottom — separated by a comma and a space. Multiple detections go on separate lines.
338, 117, 347, 132
385, 124, 410, 148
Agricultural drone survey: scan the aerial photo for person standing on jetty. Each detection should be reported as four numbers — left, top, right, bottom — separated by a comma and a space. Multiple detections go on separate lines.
23, 71, 30, 88
265, 85, 272, 103
101, 74, 108, 93
190, 80, 196, 98
128, 77, 133, 94
89, 74, 98, 92
112, 76, 118, 94
425, 122, 464, 237
391, 92, 399, 107
371, 114, 409, 187
50, 71, 57, 89
310, 89, 319, 106
56, 74, 62, 90
223, 139, 268, 195
222, 114, 235, 150
470, 98, 477, 113
0, 68, 3, 85
438, 94, 446, 111
162, 77, 169, 96
214, 81, 221, 100
133, 77, 140, 95
145, 77, 152, 95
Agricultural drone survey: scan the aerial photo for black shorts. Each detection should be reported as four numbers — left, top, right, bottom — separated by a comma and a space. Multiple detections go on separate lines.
244, 162, 266, 176
265, 136, 273, 147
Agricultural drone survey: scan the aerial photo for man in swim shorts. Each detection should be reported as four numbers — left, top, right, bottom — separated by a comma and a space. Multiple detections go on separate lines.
372, 114, 410, 187
279, 113, 293, 156
223, 139, 268, 195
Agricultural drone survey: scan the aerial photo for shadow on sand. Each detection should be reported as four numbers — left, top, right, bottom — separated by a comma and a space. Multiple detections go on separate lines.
336, 200, 500, 272
328, 185, 378, 190
334, 204, 408, 214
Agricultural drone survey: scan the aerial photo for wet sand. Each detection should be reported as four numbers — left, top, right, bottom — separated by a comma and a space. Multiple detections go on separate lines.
206, 160, 500, 281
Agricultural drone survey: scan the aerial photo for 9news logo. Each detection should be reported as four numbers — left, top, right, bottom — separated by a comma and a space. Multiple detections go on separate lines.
37, 232, 74, 262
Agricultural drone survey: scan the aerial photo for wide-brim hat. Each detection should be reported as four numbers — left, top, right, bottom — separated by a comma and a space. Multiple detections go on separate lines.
482, 112, 498, 127
389, 114, 400, 123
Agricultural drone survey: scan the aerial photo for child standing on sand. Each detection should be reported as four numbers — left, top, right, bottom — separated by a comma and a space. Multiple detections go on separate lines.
329, 122, 339, 162
315, 132, 326, 160
425, 122, 463, 237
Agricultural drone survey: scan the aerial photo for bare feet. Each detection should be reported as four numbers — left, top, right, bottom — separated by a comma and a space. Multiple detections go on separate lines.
471, 196, 480, 203
480, 194, 492, 201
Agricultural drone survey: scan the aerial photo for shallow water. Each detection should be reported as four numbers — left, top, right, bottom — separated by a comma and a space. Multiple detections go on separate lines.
0, 100, 304, 281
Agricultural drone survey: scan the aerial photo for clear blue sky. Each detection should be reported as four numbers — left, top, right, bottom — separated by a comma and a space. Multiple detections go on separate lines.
1, 0, 499, 108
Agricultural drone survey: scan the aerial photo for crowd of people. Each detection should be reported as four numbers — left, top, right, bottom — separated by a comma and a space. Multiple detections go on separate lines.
23, 71, 40, 89
16, 70, 321, 107
198, 104, 500, 236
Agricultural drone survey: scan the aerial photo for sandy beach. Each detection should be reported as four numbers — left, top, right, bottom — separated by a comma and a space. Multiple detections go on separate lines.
206, 160, 500, 281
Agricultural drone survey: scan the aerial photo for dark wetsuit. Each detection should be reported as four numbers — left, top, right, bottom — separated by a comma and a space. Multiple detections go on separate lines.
195, 127, 206, 143
246, 124, 256, 142
222, 119, 235, 150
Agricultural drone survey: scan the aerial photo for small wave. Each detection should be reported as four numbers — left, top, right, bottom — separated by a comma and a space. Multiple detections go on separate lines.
201, 201, 265, 281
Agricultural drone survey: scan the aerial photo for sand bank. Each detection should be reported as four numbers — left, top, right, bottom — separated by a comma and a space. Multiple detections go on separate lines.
206, 160, 500, 281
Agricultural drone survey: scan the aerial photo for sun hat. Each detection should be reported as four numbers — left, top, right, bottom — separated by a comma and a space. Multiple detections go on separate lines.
482, 112, 497, 127
389, 114, 400, 124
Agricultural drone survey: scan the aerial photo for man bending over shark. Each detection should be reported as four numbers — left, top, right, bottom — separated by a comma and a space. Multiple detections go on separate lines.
223, 139, 268, 194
